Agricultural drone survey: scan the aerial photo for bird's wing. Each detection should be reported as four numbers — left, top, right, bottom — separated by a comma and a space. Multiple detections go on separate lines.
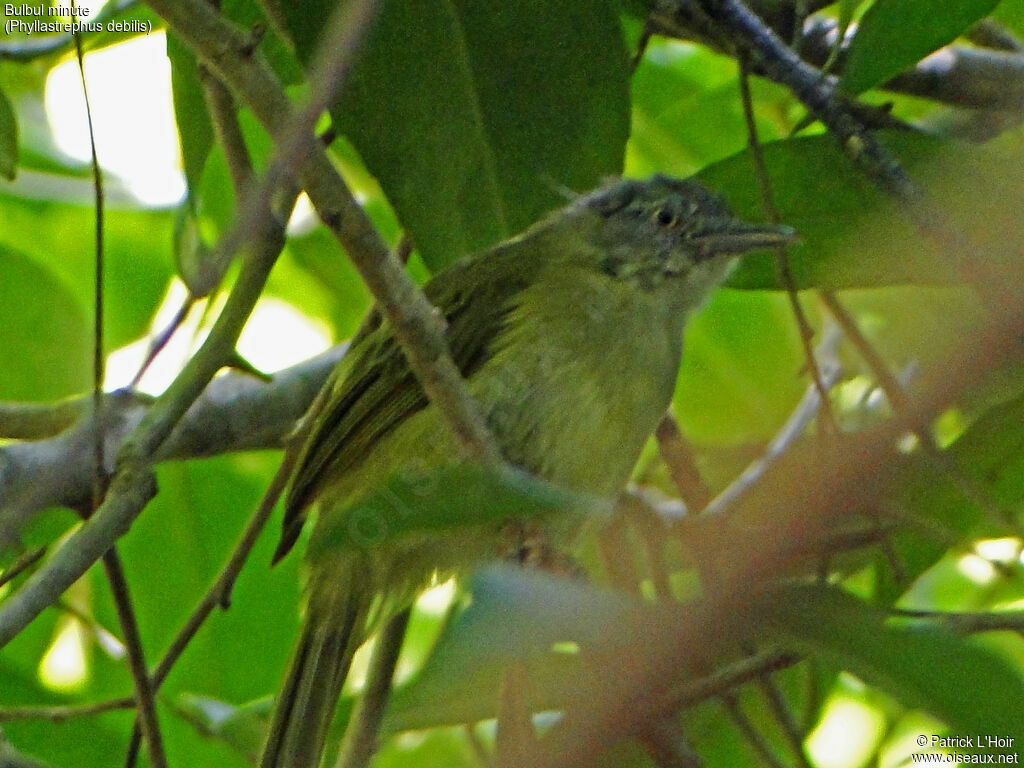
274, 244, 536, 562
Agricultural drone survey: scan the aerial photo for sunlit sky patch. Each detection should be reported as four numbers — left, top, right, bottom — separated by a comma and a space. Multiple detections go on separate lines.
45, 30, 186, 207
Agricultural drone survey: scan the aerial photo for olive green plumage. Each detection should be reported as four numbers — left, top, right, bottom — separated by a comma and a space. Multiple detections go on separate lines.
259, 175, 793, 768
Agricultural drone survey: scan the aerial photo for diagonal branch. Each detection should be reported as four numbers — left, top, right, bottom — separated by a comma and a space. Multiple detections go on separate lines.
0, 345, 345, 555
141, 0, 504, 467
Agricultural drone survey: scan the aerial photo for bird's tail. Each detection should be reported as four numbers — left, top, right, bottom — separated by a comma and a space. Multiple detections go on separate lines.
259, 575, 367, 768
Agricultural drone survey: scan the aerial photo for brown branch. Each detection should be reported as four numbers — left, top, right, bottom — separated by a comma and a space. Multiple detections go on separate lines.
0, 697, 134, 724
0, 345, 344, 554
532, 282, 1024, 767
737, 57, 837, 435
101, 549, 167, 768
659, 0, 1017, 312
655, 413, 712, 512
820, 290, 1016, 530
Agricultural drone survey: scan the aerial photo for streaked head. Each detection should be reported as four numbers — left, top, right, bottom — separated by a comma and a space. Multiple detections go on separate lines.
579, 175, 795, 295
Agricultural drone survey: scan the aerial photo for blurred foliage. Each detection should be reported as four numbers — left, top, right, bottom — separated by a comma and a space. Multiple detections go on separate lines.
0, 0, 1023, 767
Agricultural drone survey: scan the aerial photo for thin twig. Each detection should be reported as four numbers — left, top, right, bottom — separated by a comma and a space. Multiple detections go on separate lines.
0, 196, 286, 648
655, 413, 712, 512
721, 693, 787, 768
0, 548, 45, 589
703, 323, 842, 517
657, 649, 801, 713
129, 296, 196, 391
891, 608, 1024, 634
71, 0, 106, 510
820, 290, 1016, 530
737, 57, 836, 435
333, 609, 411, 768
123, 367, 332, 765
531, 289, 1023, 767
754, 674, 812, 768
637, 717, 702, 768
200, 65, 254, 195
698, 0, 1015, 311
143, 0, 505, 467
0, 697, 134, 723
101, 549, 167, 768
74, 17, 164, 764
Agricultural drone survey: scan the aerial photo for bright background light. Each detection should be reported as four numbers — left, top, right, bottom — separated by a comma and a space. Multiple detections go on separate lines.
105, 279, 334, 394
45, 30, 185, 207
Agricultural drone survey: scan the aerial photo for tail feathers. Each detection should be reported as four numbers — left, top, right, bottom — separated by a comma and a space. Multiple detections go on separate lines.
260, 587, 366, 768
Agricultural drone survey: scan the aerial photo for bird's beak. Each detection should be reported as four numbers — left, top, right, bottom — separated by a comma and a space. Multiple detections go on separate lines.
693, 222, 798, 257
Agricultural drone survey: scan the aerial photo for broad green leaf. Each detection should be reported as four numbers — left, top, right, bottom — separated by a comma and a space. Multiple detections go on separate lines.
273, 227, 372, 339
0, 83, 18, 179
875, 388, 1024, 604
840, 0, 1001, 95
307, 467, 596, 558
0, 247, 90, 400
0, 194, 173, 351
763, 583, 1024, 740
674, 289, 808, 445
383, 566, 652, 731
0, 659, 127, 768
174, 693, 268, 761
628, 40, 789, 178
166, 32, 213, 194
94, 454, 298, 703
699, 131, 1024, 290
283, 0, 630, 270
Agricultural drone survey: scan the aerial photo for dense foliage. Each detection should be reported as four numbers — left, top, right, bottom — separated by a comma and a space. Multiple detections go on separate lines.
1, 0, 1023, 766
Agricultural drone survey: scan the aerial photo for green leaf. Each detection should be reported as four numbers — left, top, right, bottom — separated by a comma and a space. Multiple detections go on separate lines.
167, 32, 213, 194
173, 693, 269, 761
167, 0, 300, 194
0, 83, 18, 180
96, 454, 298, 703
283, 0, 630, 270
840, 0, 1000, 95
307, 466, 596, 558
674, 289, 808, 445
275, 227, 372, 339
0, 247, 90, 400
0, 194, 173, 351
763, 583, 1024, 740
384, 566, 650, 731
875, 388, 1024, 603
699, 131, 1024, 290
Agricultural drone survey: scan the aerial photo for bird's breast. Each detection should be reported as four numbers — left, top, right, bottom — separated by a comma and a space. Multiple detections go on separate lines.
474, 270, 684, 497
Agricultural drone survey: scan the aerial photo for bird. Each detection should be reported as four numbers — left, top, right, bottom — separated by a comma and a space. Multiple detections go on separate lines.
259, 174, 794, 768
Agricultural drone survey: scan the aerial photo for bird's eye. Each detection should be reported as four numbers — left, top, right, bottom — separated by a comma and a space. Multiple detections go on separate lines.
654, 208, 677, 227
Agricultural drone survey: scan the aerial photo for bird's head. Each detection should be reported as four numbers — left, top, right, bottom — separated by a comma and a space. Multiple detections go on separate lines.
573, 175, 795, 298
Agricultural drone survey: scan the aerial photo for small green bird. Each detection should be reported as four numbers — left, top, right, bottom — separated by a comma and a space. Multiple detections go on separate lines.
260, 175, 794, 768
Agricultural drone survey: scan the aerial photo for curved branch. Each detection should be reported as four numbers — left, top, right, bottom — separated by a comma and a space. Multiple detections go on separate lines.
0, 345, 345, 554
141, 0, 504, 467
